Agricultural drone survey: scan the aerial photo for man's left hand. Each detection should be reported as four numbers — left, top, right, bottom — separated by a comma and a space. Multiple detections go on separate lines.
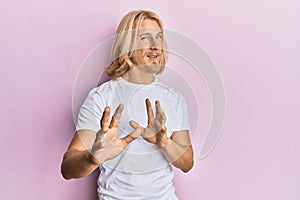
130, 99, 171, 148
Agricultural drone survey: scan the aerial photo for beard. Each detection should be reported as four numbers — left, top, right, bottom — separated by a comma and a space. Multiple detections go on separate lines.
130, 50, 164, 74
141, 62, 162, 74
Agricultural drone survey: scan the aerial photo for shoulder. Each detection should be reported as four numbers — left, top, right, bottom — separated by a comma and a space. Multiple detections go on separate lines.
93, 79, 118, 94
83, 79, 118, 104
155, 79, 186, 104
85, 79, 119, 99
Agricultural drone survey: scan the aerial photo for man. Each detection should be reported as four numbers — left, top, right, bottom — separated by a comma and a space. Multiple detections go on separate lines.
61, 10, 194, 200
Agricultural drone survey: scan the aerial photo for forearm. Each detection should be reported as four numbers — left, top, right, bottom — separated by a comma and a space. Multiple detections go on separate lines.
61, 149, 100, 180
160, 138, 194, 173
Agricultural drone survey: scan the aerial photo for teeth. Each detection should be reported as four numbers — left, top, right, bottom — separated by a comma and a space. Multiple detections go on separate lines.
147, 55, 157, 58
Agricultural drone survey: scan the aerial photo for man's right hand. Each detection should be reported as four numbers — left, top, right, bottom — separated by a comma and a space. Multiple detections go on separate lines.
89, 104, 141, 165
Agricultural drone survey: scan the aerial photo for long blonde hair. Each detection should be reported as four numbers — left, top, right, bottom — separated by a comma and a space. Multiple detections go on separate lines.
105, 10, 168, 80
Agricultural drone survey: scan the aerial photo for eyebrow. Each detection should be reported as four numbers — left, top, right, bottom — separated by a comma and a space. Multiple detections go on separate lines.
139, 31, 163, 37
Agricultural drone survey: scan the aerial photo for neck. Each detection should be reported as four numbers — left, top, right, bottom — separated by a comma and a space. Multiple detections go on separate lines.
122, 68, 155, 84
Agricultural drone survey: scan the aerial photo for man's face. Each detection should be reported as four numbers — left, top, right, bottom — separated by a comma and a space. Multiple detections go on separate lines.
130, 19, 163, 74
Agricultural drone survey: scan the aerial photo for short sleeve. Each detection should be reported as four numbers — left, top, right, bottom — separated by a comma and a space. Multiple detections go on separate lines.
76, 88, 103, 132
177, 94, 190, 131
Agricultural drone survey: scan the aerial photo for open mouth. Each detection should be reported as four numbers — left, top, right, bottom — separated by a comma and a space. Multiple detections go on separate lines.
147, 54, 158, 59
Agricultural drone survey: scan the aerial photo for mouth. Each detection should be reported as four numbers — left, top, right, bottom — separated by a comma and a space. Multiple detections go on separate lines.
147, 54, 159, 59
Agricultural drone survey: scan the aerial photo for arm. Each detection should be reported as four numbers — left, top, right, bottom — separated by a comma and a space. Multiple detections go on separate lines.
159, 130, 194, 173
61, 104, 140, 180
61, 130, 100, 180
130, 99, 194, 173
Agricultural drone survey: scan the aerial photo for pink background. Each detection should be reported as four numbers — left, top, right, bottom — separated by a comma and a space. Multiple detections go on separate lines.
1, 0, 299, 199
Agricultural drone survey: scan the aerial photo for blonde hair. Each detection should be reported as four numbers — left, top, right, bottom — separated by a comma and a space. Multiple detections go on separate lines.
105, 10, 168, 80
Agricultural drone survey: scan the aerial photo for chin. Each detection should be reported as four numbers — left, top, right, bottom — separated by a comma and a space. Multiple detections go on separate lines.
146, 63, 161, 74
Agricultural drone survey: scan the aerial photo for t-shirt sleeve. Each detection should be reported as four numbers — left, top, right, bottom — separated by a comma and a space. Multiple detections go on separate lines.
177, 94, 190, 131
76, 88, 103, 132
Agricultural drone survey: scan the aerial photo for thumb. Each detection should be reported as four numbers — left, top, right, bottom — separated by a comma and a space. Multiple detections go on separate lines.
120, 129, 141, 145
129, 120, 141, 129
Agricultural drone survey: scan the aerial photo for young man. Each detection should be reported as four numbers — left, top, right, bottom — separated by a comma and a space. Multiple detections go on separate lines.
61, 10, 194, 200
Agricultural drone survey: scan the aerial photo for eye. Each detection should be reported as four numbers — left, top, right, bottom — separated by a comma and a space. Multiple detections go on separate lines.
141, 36, 150, 41
156, 34, 162, 40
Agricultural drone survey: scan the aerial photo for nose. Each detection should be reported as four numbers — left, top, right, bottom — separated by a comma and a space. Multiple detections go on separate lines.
150, 38, 160, 50
150, 46, 157, 50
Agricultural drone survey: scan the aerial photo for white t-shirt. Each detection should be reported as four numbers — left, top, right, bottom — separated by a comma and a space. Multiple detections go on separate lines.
76, 77, 190, 200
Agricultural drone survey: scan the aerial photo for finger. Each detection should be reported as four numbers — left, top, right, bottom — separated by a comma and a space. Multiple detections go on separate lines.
155, 100, 160, 119
129, 120, 142, 129
109, 104, 124, 129
146, 99, 154, 125
100, 106, 110, 133
121, 128, 141, 145
155, 101, 166, 126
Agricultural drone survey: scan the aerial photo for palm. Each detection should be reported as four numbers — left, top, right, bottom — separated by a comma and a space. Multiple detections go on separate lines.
130, 99, 169, 147
91, 104, 140, 163
143, 115, 164, 144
